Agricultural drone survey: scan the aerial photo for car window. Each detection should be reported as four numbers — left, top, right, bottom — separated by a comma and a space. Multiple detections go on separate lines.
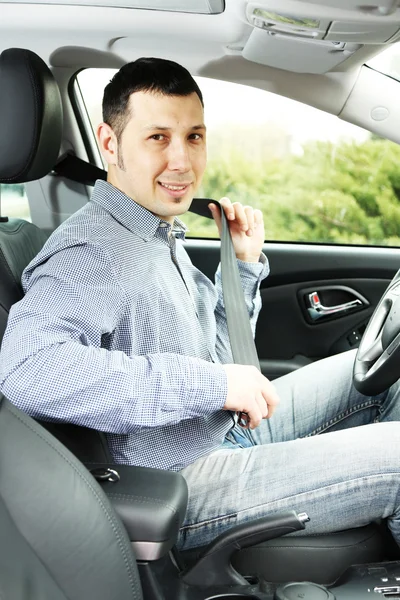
0, 184, 30, 221
75, 68, 400, 246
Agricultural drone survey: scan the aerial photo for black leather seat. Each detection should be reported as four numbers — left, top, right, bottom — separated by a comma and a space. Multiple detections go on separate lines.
0, 47, 58, 340
0, 394, 143, 600
0, 47, 393, 586
0, 218, 48, 340
0, 47, 113, 463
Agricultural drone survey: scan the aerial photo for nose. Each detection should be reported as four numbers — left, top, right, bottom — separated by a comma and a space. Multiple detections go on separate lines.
167, 138, 191, 172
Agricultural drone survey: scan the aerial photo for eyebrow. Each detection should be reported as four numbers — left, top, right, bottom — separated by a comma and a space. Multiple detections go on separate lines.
143, 124, 207, 132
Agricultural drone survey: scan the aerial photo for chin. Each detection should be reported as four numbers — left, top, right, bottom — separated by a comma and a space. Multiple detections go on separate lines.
173, 197, 193, 214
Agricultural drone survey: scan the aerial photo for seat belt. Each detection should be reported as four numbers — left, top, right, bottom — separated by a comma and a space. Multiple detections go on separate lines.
187, 199, 261, 428
176, 193, 260, 370
212, 204, 261, 428
219, 205, 261, 370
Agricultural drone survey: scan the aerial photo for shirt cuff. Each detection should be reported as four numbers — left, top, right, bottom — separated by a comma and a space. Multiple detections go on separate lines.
237, 253, 270, 290
160, 355, 228, 419
185, 357, 227, 417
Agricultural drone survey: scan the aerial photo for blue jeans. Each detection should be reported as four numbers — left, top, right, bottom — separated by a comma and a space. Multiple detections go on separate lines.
177, 349, 400, 550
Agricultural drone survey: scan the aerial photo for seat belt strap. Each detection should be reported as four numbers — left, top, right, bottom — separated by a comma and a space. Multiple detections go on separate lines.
220, 206, 261, 370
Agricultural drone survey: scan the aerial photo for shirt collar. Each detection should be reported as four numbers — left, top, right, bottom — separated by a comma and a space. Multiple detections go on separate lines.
91, 179, 187, 241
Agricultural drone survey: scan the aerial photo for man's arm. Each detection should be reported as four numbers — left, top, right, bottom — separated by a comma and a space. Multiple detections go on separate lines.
0, 242, 227, 433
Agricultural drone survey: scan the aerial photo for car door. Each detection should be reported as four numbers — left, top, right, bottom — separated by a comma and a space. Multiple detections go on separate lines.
186, 239, 399, 379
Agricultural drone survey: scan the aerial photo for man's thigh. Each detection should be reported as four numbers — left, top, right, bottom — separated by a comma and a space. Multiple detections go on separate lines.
252, 349, 387, 446
178, 421, 400, 550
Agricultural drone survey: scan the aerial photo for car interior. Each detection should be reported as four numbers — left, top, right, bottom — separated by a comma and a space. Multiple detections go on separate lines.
3, 0, 400, 598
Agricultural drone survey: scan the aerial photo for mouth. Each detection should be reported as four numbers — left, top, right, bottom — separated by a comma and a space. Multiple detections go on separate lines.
158, 181, 192, 199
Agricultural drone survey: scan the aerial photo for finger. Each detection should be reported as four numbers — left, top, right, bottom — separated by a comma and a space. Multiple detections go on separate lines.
208, 203, 222, 235
231, 202, 248, 232
244, 206, 255, 237
262, 383, 280, 419
254, 209, 264, 228
247, 401, 263, 430
266, 401, 277, 419
219, 197, 234, 221
255, 392, 269, 419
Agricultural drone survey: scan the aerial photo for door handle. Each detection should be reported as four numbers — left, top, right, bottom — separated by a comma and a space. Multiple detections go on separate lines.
307, 291, 362, 321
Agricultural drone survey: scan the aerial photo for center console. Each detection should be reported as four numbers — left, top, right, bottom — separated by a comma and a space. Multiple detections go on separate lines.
88, 462, 400, 600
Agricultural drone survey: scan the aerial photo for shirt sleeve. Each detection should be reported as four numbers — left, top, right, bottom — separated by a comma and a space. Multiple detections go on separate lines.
213, 253, 270, 364
0, 242, 227, 434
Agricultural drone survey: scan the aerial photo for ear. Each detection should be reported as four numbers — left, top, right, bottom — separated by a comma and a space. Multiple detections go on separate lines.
96, 122, 119, 166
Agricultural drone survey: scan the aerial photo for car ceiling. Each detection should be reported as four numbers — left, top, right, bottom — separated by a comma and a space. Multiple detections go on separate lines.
1, 0, 400, 139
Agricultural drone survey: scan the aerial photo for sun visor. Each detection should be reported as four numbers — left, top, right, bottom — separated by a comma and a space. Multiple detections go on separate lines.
245, 4, 399, 42
242, 1, 400, 73
242, 28, 361, 74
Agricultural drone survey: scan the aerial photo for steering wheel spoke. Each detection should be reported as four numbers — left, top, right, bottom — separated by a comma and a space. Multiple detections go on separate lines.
353, 270, 400, 395
357, 331, 383, 363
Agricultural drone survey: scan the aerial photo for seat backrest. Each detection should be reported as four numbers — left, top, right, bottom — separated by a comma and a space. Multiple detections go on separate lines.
0, 48, 114, 463
0, 394, 143, 600
0, 47, 62, 344
0, 218, 49, 342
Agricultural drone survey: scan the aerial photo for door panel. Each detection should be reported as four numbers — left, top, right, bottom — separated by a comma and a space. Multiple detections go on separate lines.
257, 278, 386, 375
186, 240, 400, 379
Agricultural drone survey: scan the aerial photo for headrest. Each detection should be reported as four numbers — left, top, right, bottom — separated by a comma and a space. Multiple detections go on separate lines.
0, 48, 63, 183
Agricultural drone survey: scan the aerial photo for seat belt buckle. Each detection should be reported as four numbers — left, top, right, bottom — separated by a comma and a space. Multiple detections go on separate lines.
237, 411, 249, 428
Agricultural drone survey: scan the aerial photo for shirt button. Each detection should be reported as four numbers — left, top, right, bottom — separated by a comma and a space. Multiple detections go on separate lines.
159, 223, 168, 228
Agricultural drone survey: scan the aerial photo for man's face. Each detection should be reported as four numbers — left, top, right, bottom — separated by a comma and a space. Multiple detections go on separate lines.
105, 90, 207, 223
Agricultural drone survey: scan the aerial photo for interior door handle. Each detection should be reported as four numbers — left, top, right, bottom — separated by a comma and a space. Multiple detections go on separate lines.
308, 291, 362, 321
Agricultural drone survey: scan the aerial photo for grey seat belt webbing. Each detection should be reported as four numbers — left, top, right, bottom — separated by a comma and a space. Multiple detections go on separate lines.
187, 197, 261, 371
220, 207, 261, 371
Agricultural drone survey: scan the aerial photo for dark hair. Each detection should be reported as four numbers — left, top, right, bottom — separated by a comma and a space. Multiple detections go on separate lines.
102, 57, 204, 141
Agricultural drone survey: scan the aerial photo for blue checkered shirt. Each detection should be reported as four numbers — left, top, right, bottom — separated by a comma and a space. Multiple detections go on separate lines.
0, 180, 269, 470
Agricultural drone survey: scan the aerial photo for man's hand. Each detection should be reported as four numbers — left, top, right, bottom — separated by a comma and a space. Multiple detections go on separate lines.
222, 364, 280, 429
209, 197, 265, 263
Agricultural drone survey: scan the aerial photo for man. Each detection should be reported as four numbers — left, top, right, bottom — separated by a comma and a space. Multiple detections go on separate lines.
2, 58, 400, 553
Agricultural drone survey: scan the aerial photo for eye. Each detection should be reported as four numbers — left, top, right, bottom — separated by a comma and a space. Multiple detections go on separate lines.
189, 133, 203, 141
150, 134, 166, 141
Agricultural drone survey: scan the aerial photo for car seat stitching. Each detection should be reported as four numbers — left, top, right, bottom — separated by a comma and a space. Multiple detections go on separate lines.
105, 493, 180, 528
0, 495, 74, 600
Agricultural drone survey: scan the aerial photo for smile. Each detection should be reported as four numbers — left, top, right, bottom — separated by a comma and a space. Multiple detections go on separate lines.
158, 182, 191, 191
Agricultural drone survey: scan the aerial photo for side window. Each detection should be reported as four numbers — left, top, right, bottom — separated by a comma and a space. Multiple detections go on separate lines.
0, 184, 30, 221
75, 69, 400, 246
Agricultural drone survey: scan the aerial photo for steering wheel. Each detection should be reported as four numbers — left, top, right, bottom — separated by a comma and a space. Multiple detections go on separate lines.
353, 269, 400, 396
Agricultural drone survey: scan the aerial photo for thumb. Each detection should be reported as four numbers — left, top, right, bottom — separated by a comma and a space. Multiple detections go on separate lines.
209, 203, 222, 236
